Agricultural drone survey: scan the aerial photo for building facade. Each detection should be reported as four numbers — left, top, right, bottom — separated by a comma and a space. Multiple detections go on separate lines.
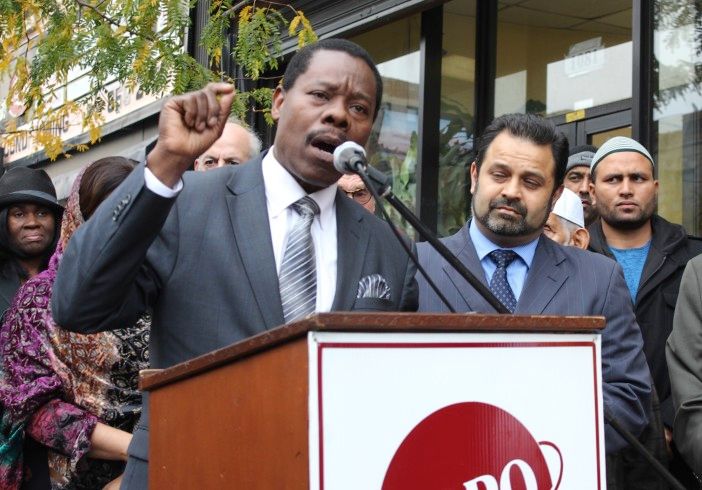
262, 0, 700, 238
3, 0, 700, 238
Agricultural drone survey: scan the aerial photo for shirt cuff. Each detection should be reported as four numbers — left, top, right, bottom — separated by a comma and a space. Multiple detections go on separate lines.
144, 166, 183, 197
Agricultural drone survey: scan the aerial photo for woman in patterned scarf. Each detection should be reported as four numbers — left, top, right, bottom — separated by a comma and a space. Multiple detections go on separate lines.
0, 157, 149, 489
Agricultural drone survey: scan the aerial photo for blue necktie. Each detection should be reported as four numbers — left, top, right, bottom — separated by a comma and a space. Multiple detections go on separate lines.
279, 196, 320, 323
488, 249, 519, 313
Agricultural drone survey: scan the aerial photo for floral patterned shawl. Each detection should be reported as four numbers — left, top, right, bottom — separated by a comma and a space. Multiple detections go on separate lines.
0, 164, 149, 489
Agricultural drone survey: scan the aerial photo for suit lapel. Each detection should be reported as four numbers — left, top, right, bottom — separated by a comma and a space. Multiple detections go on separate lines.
226, 156, 285, 328
332, 193, 369, 310
516, 236, 568, 314
441, 225, 496, 312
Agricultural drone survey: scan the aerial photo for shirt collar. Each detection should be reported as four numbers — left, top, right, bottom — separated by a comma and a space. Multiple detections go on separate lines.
262, 147, 337, 230
468, 219, 539, 268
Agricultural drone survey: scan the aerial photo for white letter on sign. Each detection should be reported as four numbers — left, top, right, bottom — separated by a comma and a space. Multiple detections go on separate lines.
500, 459, 538, 490
463, 475, 498, 490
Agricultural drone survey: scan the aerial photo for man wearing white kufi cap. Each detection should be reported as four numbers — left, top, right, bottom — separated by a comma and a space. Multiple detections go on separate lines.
543, 188, 589, 249
588, 135, 702, 484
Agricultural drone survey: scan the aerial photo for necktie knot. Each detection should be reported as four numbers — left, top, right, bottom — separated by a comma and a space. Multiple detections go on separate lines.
292, 196, 320, 220
488, 249, 518, 269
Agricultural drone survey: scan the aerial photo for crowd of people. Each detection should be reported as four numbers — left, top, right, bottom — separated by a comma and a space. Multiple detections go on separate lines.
0, 37, 701, 488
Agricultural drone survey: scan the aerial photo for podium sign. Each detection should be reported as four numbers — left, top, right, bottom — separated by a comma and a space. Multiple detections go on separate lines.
143, 314, 606, 489
308, 331, 605, 490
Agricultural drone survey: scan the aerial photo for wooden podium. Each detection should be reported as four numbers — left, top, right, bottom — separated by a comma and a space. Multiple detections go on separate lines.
141, 313, 605, 489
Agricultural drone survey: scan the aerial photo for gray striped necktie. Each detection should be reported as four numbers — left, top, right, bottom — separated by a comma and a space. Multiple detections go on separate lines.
279, 196, 320, 323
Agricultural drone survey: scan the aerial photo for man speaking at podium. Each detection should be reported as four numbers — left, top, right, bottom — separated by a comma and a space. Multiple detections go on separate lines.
51, 39, 417, 488
416, 113, 651, 454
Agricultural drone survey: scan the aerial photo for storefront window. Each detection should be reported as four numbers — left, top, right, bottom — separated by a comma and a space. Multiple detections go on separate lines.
495, 2, 632, 117
653, 0, 702, 234
350, 16, 421, 236
438, 0, 476, 236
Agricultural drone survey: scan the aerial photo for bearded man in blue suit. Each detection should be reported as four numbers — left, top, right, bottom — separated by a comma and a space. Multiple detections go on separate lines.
417, 113, 651, 455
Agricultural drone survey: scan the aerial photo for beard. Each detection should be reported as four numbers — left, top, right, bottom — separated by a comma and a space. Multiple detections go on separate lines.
472, 194, 549, 238
596, 199, 655, 231
583, 205, 599, 227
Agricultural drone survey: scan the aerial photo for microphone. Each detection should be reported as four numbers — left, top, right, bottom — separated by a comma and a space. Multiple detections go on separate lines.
333, 142, 391, 190
333, 141, 366, 174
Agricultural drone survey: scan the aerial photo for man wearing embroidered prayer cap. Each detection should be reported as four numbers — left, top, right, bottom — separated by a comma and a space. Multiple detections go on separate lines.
543, 188, 589, 249
565, 144, 598, 226
588, 135, 702, 484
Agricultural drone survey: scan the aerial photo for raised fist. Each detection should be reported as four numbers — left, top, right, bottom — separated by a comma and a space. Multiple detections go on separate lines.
147, 83, 236, 186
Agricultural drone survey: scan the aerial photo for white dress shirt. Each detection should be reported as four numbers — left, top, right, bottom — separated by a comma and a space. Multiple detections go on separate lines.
144, 147, 338, 312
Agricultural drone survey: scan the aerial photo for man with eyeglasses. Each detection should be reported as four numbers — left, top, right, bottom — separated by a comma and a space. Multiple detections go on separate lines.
338, 173, 376, 213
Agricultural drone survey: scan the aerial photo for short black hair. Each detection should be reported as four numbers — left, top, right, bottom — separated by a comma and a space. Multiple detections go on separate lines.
282, 38, 383, 121
475, 113, 569, 190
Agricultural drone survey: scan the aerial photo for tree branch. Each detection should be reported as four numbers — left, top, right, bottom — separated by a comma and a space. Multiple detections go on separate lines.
73, 0, 157, 42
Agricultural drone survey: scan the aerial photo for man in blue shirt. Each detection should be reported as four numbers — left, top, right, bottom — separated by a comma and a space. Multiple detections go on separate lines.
588, 136, 702, 485
416, 113, 651, 457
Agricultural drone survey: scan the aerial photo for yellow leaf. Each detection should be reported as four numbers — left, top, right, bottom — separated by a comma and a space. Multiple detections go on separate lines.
288, 15, 300, 36
239, 6, 252, 23
212, 47, 222, 65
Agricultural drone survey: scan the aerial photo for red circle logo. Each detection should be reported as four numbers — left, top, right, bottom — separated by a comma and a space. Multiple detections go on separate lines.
383, 402, 561, 490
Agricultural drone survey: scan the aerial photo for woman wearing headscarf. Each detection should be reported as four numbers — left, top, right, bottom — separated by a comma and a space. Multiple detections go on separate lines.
0, 157, 149, 489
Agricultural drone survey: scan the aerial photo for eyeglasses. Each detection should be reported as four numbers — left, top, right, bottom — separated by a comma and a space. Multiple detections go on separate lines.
344, 189, 372, 205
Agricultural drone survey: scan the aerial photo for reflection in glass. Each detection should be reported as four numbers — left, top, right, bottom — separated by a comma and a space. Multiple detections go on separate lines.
654, 1, 702, 234
495, 2, 632, 117
438, 0, 476, 236
350, 16, 421, 237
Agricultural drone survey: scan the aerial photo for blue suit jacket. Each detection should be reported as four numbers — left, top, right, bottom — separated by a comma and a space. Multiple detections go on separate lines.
417, 222, 652, 453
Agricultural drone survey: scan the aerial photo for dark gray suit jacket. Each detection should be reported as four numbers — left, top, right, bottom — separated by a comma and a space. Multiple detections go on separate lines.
667, 255, 702, 475
416, 223, 651, 454
52, 156, 417, 486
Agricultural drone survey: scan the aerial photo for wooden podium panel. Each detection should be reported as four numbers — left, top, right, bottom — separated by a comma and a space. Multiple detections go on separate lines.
142, 313, 605, 489
148, 338, 309, 488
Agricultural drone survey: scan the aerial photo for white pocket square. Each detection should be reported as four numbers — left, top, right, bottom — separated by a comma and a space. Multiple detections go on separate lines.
356, 274, 391, 300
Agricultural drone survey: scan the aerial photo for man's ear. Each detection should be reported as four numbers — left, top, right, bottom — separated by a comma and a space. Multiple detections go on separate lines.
550, 185, 564, 212
589, 181, 596, 206
469, 161, 478, 195
571, 227, 590, 250
271, 85, 285, 122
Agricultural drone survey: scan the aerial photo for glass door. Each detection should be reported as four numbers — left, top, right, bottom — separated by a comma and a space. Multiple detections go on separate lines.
554, 105, 631, 147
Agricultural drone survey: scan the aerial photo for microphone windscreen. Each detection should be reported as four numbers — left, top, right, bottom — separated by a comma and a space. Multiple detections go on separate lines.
333, 141, 366, 174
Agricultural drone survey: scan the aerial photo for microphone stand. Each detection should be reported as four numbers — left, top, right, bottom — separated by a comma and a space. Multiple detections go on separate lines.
604, 409, 685, 490
354, 162, 686, 490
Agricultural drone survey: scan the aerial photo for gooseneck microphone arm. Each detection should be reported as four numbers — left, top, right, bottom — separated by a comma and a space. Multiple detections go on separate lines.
356, 168, 457, 314
333, 142, 509, 314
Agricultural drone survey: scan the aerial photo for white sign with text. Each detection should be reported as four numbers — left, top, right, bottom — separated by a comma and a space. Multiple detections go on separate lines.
308, 331, 605, 490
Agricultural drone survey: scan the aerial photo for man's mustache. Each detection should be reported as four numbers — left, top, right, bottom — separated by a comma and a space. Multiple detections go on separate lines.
489, 197, 527, 217
304, 129, 348, 146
